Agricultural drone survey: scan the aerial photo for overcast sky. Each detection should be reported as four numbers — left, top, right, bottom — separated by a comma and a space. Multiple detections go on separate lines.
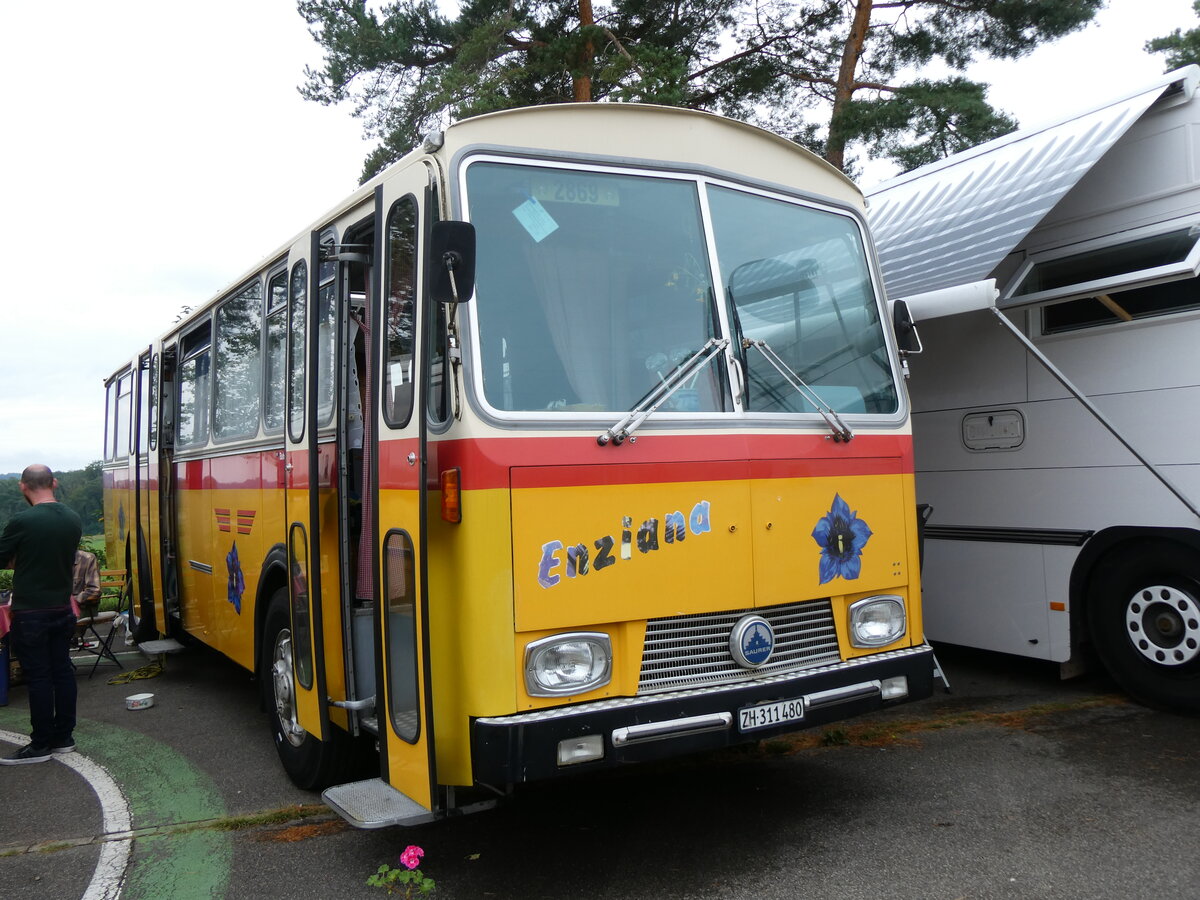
1, 0, 1196, 475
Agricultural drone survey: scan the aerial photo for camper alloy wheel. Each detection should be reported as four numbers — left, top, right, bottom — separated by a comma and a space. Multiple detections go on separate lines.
1088, 543, 1200, 713
1123, 584, 1200, 667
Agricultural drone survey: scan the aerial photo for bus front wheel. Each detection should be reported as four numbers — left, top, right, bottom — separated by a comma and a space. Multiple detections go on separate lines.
261, 589, 340, 790
1087, 544, 1200, 712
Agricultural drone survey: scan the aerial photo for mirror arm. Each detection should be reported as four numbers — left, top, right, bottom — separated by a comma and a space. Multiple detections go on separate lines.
443, 251, 462, 304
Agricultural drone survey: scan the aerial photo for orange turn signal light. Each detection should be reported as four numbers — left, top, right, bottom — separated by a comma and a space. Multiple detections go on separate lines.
440, 468, 462, 523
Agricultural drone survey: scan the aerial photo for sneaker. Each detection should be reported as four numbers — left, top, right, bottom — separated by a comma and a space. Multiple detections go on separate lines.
50, 740, 76, 755
0, 744, 53, 765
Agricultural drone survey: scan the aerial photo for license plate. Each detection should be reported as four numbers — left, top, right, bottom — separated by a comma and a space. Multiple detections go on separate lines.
738, 697, 805, 732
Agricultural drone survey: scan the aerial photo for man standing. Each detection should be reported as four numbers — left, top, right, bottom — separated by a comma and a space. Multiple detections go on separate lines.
0, 464, 83, 764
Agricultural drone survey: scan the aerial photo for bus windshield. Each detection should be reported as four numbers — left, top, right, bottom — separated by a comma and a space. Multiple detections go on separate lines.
466, 159, 897, 417
710, 184, 898, 415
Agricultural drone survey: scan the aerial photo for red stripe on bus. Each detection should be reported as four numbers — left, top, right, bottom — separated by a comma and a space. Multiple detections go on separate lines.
164, 433, 911, 492
379, 433, 912, 490
177, 459, 205, 490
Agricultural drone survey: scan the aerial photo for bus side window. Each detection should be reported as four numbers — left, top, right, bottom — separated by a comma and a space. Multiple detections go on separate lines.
427, 289, 449, 424
384, 196, 418, 427
178, 323, 212, 448
427, 186, 450, 425
148, 353, 159, 452
315, 237, 337, 427
159, 348, 176, 451
214, 280, 264, 441
265, 270, 288, 433
104, 379, 117, 460
138, 356, 150, 455
287, 261, 308, 443
115, 371, 133, 457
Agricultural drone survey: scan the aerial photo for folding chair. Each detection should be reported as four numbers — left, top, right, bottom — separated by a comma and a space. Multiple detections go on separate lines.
75, 601, 123, 677
76, 569, 130, 678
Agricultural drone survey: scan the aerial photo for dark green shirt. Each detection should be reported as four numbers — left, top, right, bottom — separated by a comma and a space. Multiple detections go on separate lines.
0, 501, 83, 610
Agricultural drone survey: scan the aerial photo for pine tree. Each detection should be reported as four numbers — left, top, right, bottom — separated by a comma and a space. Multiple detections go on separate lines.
1146, 0, 1200, 70
298, 0, 1101, 178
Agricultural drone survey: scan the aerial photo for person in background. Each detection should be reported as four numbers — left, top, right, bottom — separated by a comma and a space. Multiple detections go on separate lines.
71, 547, 101, 649
0, 464, 83, 764
72, 548, 100, 609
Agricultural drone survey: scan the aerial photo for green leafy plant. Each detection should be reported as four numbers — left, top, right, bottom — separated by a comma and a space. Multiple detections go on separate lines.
367, 845, 436, 896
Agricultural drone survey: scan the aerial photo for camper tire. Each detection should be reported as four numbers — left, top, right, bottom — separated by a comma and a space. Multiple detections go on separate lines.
1087, 544, 1200, 712
262, 589, 340, 790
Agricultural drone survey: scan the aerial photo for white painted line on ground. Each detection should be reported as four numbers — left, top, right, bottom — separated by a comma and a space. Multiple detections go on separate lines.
0, 728, 132, 899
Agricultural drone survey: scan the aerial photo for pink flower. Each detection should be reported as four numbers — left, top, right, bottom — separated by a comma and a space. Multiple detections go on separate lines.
399, 845, 425, 870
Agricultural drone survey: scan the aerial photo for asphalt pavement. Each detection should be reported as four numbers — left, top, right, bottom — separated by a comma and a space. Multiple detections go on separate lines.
2, 637, 1198, 899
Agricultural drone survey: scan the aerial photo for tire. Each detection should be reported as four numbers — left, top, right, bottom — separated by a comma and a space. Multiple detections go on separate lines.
1087, 543, 1200, 712
261, 588, 344, 790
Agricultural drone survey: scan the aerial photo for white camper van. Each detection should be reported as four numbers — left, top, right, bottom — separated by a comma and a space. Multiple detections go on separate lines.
868, 66, 1200, 711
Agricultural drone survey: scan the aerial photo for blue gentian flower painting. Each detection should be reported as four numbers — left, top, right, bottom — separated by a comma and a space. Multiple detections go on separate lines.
811, 494, 873, 585
226, 541, 246, 614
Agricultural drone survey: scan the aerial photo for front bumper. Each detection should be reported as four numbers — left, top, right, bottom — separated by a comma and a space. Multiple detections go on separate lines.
471, 644, 934, 785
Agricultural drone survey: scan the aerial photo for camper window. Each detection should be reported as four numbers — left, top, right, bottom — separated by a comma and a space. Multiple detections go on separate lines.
1042, 275, 1200, 334
1016, 227, 1200, 299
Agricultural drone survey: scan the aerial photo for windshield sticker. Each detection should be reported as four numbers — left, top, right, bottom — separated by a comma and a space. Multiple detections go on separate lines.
512, 196, 559, 243
538, 500, 711, 589
811, 494, 872, 584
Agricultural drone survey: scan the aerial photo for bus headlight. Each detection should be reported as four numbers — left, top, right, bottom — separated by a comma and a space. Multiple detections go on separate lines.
849, 595, 906, 648
524, 633, 613, 697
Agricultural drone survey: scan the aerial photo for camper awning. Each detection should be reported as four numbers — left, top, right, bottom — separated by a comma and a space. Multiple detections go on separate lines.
865, 68, 1200, 302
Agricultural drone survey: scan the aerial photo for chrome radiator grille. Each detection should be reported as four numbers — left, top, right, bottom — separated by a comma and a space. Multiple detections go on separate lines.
638, 599, 840, 694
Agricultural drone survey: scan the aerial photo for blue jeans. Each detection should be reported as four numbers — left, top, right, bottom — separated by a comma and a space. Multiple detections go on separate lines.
10, 607, 77, 748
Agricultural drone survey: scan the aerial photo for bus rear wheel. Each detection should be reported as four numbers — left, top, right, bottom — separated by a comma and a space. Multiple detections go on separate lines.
261, 589, 341, 790
1087, 544, 1200, 712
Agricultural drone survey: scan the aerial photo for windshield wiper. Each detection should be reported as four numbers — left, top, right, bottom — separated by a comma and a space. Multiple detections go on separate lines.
597, 337, 730, 446
742, 338, 853, 442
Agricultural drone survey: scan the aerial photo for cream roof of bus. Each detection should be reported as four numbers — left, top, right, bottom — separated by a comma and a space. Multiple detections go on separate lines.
433, 102, 861, 208
150, 103, 860, 353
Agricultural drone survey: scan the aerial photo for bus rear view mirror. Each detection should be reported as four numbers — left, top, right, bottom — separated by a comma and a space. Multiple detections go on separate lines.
892, 300, 923, 354
429, 221, 476, 304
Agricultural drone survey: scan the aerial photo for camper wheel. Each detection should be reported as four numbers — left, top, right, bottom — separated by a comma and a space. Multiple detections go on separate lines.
1087, 544, 1200, 712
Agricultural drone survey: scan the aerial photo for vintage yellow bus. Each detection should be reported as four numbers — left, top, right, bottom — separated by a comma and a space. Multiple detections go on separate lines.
102, 103, 935, 827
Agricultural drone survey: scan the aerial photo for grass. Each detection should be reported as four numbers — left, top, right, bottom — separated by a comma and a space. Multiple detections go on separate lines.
82, 533, 108, 563
1, 805, 333, 859
206, 804, 327, 832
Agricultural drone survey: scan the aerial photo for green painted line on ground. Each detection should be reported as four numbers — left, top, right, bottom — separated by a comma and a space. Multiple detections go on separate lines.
0, 704, 232, 898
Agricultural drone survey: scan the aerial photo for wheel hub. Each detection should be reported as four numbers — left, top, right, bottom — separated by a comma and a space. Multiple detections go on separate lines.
1125, 585, 1200, 666
271, 630, 306, 747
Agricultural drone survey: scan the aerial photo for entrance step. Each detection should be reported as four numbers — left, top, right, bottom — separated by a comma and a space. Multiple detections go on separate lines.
138, 638, 185, 656
323, 778, 435, 829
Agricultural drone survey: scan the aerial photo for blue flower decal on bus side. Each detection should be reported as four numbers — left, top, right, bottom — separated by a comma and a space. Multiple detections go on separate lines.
226, 541, 245, 614
811, 494, 873, 585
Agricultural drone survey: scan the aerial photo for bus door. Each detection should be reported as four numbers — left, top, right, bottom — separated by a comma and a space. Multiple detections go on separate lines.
331, 218, 376, 738
367, 164, 440, 818
153, 344, 176, 638
133, 347, 158, 634
281, 235, 332, 762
